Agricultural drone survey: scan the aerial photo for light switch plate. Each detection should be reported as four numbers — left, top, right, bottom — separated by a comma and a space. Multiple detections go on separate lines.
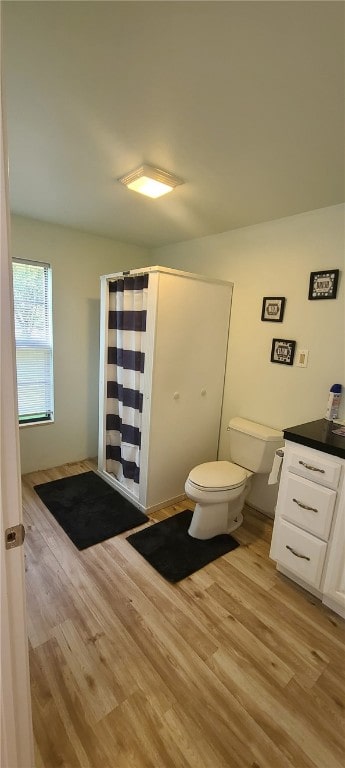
296, 349, 309, 367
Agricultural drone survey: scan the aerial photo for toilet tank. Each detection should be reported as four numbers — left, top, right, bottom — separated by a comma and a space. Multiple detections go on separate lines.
228, 417, 283, 473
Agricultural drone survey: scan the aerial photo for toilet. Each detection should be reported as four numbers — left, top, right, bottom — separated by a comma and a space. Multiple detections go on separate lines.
185, 417, 283, 539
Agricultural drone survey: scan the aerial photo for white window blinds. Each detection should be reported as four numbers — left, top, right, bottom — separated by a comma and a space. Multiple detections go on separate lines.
12, 259, 54, 423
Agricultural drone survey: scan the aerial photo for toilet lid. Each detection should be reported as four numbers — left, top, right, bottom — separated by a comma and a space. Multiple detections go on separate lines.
188, 461, 247, 491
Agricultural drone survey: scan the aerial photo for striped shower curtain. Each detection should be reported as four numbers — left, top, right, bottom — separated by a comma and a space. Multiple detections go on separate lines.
105, 273, 149, 496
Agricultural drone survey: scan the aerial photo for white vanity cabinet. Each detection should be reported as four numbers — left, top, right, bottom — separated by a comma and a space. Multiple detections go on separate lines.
322, 497, 345, 616
270, 436, 345, 618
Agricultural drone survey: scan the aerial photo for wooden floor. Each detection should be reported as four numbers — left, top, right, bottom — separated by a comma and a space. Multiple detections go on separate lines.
22, 460, 345, 768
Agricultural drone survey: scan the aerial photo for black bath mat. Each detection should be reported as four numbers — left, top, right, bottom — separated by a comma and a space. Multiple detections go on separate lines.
34, 471, 148, 550
126, 509, 240, 582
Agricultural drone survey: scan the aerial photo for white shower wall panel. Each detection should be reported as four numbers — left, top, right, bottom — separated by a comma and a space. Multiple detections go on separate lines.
145, 272, 232, 509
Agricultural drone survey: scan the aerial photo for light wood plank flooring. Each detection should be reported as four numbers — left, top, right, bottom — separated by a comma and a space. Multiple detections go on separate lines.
22, 460, 345, 768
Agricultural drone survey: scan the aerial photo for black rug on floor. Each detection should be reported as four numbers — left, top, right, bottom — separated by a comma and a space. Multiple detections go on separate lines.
126, 509, 240, 582
34, 471, 148, 550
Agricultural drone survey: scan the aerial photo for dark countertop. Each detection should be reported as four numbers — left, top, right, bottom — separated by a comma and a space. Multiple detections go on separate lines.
283, 418, 345, 459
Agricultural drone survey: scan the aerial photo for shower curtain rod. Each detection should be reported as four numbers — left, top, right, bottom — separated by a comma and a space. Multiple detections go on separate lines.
103, 266, 232, 287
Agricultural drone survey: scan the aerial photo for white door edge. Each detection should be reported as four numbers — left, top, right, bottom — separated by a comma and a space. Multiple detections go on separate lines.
0, 33, 35, 768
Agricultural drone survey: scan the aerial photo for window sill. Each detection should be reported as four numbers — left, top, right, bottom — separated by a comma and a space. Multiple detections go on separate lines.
19, 419, 55, 429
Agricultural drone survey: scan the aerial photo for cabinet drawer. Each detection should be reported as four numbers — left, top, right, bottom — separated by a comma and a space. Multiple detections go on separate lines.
272, 520, 327, 588
287, 449, 341, 489
282, 474, 336, 540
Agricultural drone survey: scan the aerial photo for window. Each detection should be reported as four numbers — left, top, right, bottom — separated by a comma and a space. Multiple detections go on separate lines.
12, 259, 54, 424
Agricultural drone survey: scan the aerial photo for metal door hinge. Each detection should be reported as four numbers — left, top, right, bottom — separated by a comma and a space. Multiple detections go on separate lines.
5, 523, 25, 550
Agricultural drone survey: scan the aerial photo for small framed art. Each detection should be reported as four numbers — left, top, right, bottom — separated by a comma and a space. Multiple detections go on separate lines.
308, 269, 339, 300
271, 338, 296, 366
261, 297, 286, 322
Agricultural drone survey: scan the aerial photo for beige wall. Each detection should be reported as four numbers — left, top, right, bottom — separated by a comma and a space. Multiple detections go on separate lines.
11, 215, 149, 473
152, 204, 344, 514
12, 205, 344, 498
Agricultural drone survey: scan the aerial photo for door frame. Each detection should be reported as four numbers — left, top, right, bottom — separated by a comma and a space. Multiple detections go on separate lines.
0, 29, 35, 767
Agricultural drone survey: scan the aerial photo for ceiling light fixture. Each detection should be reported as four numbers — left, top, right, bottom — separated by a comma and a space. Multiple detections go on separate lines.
118, 164, 184, 199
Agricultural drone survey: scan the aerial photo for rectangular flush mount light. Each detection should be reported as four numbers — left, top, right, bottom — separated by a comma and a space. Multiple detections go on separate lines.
118, 164, 184, 199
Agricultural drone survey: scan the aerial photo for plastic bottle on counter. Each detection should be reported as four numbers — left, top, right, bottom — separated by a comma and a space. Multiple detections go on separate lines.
325, 384, 342, 421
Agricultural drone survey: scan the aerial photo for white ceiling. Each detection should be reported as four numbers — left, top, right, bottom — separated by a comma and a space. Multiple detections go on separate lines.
2, 1, 344, 248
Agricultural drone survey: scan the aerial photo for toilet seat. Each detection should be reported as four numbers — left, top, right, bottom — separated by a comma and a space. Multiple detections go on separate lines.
188, 460, 247, 492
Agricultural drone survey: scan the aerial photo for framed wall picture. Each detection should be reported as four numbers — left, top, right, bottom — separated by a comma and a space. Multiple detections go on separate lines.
261, 296, 286, 322
271, 338, 296, 366
308, 269, 339, 300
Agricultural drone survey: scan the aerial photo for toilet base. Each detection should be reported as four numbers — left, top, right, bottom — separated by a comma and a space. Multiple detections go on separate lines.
188, 501, 244, 540
227, 511, 244, 534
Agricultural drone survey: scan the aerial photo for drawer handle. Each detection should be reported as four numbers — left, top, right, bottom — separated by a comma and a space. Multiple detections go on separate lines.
286, 545, 310, 561
298, 460, 325, 474
292, 498, 318, 514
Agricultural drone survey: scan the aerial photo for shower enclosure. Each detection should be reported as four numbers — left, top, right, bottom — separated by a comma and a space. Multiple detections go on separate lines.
98, 266, 232, 513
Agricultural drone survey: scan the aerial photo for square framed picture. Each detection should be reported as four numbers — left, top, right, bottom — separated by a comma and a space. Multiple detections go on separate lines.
308, 269, 339, 300
261, 297, 286, 322
271, 338, 296, 366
